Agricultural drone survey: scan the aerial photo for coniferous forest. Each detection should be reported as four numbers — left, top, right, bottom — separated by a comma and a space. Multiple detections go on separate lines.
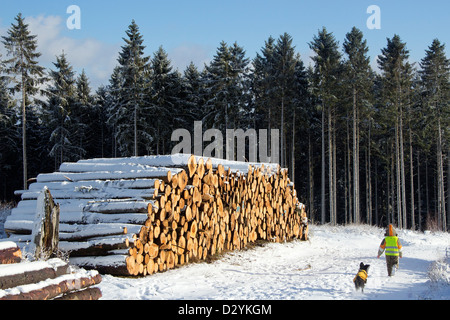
0, 14, 449, 231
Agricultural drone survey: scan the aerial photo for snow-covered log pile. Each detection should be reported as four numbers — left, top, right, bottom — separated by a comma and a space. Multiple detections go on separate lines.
4, 154, 307, 276
0, 241, 102, 300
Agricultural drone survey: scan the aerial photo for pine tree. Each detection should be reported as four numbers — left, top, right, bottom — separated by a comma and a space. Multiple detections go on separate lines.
252, 34, 306, 170
105, 66, 123, 157
203, 41, 249, 133
112, 20, 150, 157
419, 39, 450, 231
0, 53, 21, 198
43, 52, 78, 169
252, 36, 277, 132
378, 35, 415, 229
183, 62, 205, 131
273, 33, 298, 169
74, 70, 95, 159
309, 27, 342, 225
149, 46, 184, 155
2, 13, 46, 190
343, 27, 374, 224
94, 85, 114, 158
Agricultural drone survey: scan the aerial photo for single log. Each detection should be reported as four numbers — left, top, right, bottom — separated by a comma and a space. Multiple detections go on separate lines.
59, 235, 132, 257
70, 255, 129, 276
54, 286, 102, 300
187, 155, 197, 178
177, 170, 189, 191
0, 259, 69, 290
0, 272, 102, 300
85, 200, 155, 214
0, 242, 22, 264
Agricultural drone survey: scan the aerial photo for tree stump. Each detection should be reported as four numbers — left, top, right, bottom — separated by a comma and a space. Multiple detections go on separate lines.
31, 187, 60, 260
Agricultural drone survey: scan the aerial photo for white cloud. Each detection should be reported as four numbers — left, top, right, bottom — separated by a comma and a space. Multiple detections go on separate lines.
23, 15, 120, 89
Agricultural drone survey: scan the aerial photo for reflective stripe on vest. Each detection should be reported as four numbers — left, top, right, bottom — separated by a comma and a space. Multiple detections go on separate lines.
385, 236, 399, 256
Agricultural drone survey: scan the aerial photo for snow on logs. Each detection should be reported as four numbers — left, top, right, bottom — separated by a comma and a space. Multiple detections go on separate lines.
5, 154, 308, 277
0, 245, 102, 300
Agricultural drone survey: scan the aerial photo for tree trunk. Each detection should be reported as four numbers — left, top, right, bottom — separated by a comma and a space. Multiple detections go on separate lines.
134, 104, 138, 157
291, 108, 295, 185
347, 114, 352, 224
367, 121, 372, 225
409, 127, 415, 230
399, 105, 407, 229
437, 117, 446, 231
308, 131, 315, 222
22, 75, 27, 191
417, 151, 422, 231
321, 104, 326, 225
353, 88, 359, 224
395, 119, 402, 228
328, 104, 334, 225
280, 93, 285, 168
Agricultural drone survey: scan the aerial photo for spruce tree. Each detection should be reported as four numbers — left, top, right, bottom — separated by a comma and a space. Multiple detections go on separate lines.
419, 39, 449, 231
113, 20, 150, 157
74, 70, 95, 159
43, 52, 78, 169
0, 53, 21, 198
183, 62, 204, 131
204, 41, 249, 133
343, 27, 374, 225
2, 13, 46, 190
273, 33, 298, 169
94, 85, 114, 158
378, 35, 414, 229
309, 27, 342, 225
252, 36, 277, 132
149, 46, 184, 154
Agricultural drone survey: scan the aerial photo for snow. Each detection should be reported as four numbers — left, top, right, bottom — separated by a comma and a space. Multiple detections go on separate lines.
0, 258, 67, 278
0, 267, 99, 299
0, 241, 17, 251
77, 153, 280, 173
1, 199, 449, 300
97, 224, 450, 300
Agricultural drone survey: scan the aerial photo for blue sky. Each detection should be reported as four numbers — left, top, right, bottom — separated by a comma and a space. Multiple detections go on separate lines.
1, 0, 449, 89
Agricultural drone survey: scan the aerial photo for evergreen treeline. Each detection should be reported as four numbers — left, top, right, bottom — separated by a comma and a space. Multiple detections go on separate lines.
0, 15, 448, 231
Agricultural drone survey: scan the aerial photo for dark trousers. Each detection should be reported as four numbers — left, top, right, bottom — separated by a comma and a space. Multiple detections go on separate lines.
386, 255, 399, 276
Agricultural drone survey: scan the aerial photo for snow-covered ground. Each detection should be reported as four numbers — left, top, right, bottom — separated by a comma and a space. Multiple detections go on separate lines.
1, 202, 448, 300
98, 224, 450, 300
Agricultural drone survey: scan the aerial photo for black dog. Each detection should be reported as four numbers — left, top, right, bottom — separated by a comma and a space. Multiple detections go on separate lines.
353, 262, 370, 292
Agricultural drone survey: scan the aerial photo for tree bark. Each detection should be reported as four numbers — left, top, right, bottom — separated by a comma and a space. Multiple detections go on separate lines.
0, 261, 69, 290
0, 273, 102, 300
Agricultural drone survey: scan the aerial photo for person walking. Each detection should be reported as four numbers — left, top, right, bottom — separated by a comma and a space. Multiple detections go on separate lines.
377, 224, 403, 276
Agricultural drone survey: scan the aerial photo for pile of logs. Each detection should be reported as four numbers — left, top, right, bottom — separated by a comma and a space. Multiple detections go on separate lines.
5, 154, 307, 277
0, 241, 102, 300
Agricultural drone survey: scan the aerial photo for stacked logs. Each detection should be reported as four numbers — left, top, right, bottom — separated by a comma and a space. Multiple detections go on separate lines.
0, 241, 102, 300
123, 156, 308, 276
4, 154, 307, 277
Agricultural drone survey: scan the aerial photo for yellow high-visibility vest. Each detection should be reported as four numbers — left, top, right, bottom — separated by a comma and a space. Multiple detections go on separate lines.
385, 236, 399, 256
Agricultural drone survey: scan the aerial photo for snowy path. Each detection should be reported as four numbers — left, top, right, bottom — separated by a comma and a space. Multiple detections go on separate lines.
98, 224, 449, 300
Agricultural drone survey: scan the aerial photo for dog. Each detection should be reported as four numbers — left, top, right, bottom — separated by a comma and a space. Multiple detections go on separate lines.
353, 262, 370, 292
